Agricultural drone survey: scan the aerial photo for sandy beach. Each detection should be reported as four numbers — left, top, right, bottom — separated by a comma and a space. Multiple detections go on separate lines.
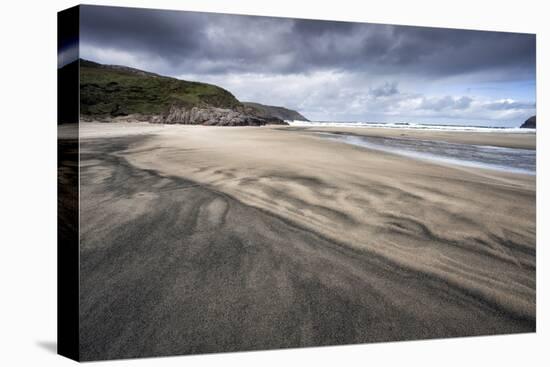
77, 122, 535, 360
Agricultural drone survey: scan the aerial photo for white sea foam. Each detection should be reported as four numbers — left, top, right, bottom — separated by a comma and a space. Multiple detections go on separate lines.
287, 120, 536, 133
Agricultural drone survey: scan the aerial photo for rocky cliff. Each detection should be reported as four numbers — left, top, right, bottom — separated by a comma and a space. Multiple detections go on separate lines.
520, 115, 536, 129
79, 59, 290, 126
150, 106, 283, 126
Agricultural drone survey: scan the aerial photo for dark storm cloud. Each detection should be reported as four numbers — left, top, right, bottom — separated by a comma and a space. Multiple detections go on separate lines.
80, 5, 535, 78
390, 26, 536, 76
80, 6, 207, 68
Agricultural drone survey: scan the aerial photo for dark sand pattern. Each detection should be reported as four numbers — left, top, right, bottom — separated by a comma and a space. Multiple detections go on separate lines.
79, 124, 535, 360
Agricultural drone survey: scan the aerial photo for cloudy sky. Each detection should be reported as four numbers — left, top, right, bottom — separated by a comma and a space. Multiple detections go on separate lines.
79, 5, 536, 126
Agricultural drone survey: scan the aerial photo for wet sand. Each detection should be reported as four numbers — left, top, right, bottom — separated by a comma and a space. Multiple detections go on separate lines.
78, 122, 535, 360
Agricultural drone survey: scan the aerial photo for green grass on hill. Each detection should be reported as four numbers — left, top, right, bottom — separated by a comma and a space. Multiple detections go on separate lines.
80, 60, 242, 117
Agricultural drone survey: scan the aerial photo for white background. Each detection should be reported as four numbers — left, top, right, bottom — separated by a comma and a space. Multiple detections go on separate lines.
0, 0, 547, 365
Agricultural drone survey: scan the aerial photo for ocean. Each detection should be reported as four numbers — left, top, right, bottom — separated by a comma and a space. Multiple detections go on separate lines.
287, 120, 535, 133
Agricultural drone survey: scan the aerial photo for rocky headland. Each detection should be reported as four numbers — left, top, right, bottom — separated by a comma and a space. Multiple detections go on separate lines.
520, 115, 536, 129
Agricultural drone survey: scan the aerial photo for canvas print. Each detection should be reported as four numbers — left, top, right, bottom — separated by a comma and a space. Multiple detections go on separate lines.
57, 4, 536, 362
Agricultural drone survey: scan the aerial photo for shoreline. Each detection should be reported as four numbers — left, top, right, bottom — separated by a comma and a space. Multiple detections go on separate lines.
315, 131, 535, 175
77, 121, 537, 149
280, 125, 536, 150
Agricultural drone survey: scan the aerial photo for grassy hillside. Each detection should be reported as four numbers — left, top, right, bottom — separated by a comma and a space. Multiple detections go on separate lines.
80, 60, 242, 117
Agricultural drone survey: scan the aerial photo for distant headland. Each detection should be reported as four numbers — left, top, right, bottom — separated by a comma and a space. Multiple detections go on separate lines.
521, 115, 536, 129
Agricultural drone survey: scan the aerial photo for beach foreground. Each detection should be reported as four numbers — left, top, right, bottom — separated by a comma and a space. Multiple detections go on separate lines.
77, 122, 535, 360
